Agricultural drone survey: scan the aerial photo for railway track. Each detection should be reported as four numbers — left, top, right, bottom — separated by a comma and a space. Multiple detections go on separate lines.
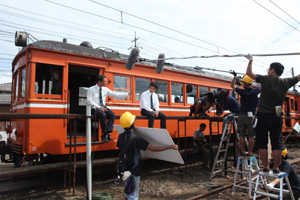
1, 145, 300, 199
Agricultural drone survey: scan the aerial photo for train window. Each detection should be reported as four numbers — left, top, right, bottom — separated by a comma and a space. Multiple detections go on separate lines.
35, 63, 63, 95
113, 75, 131, 100
20, 68, 26, 98
295, 101, 298, 112
291, 99, 294, 110
13, 71, 18, 100
155, 80, 168, 103
186, 84, 196, 104
135, 77, 150, 101
200, 87, 209, 97
171, 82, 183, 103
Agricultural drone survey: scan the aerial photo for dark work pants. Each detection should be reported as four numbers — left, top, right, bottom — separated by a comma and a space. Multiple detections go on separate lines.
141, 109, 166, 129
95, 107, 115, 136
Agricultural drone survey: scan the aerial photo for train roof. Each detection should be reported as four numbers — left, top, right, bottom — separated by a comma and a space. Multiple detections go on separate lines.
21, 40, 233, 82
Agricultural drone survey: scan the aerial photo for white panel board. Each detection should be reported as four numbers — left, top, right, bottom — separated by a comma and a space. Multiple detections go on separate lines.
113, 125, 184, 165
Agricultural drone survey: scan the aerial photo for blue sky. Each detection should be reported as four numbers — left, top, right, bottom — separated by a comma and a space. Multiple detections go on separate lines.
1, 0, 300, 88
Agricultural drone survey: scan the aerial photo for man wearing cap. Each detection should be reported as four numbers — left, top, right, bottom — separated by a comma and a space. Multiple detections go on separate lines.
246, 55, 300, 174
231, 73, 261, 156
87, 75, 131, 143
117, 111, 178, 200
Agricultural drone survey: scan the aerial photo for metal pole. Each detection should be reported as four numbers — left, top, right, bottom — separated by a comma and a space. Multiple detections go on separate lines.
86, 106, 92, 200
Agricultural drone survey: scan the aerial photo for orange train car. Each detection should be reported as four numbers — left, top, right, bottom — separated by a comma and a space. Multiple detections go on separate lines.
3, 31, 300, 166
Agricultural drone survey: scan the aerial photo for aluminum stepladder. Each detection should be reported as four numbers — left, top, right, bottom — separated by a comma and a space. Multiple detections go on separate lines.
209, 116, 237, 180
232, 156, 263, 197
253, 171, 295, 200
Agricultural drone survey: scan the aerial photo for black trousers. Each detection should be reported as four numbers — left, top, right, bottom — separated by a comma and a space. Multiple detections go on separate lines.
95, 107, 115, 135
141, 109, 166, 129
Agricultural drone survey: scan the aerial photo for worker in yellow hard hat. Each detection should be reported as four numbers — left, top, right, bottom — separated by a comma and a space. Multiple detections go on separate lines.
117, 111, 178, 200
231, 72, 261, 157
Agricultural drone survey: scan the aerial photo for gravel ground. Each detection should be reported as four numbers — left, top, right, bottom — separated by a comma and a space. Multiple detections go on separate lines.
1, 144, 300, 200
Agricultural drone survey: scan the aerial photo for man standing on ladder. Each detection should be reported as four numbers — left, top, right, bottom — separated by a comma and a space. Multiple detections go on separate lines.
246, 55, 300, 174
231, 73, 260, 156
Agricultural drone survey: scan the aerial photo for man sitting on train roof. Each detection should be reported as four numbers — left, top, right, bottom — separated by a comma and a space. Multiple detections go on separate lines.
87, 75, 131, 143
231, 73, 261, 157
189, 92, 214, 117
140, 82, 167, 129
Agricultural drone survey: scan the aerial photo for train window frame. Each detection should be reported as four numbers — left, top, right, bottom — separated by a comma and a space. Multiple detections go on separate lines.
112, 74, 131, 102
135, 77, 151, 102
34, 63, 63, 100
186, 84, 196, 105
171, 82, 183, 104
13, 71, 19, 101
291, 99, 295, 111
295, 100, 298, 112
153, 79, 169, 104
20, 67, 26, 99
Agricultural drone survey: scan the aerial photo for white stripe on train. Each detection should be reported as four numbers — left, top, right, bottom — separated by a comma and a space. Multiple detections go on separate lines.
11, 103, 190, 112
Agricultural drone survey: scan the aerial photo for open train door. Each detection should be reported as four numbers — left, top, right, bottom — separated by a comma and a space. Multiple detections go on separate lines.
67, 65, 99, 138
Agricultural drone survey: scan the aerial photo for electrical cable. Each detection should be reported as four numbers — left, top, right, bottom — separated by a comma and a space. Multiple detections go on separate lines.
0, 3, 133, 39
269, 0, 300, 25
253, 0, 300, 33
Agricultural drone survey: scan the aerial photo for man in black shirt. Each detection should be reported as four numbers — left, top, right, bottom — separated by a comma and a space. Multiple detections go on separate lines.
117, 111, 178, 200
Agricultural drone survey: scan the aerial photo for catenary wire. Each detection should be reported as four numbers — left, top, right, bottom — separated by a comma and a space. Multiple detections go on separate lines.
253, 0, 300, 33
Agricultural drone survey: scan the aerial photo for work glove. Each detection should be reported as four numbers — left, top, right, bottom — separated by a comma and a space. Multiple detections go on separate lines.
265, 183, 274, 191
245, 54, 253, 61
230, 70, 237, 77
122, 171, 131, 181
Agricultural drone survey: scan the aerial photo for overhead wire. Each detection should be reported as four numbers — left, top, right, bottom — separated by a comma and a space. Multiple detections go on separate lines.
0, 1, 268, 71
0, 9, 130, 41
89, 0, 238, 55
44, 0, 225, 54
45, 0, 270, 69
253, 0, 300, 33
0, 3, 133, 40
268, 0, 300, 25
0, 20, 130, 49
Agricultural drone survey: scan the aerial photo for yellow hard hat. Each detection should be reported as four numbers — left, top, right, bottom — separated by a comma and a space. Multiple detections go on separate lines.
241, 75, 254, 84
120, 111, 136, 128
282, 148, 287, 158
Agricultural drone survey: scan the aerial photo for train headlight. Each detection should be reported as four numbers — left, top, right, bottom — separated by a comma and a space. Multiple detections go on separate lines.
15, 31, 28, 47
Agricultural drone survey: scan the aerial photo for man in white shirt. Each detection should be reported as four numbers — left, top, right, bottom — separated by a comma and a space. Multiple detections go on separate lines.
140, 82, 166, 129
87, 75, 131, 143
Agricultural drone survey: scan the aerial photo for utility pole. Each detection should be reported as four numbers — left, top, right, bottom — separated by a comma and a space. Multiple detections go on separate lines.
128, 32, 142, 50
